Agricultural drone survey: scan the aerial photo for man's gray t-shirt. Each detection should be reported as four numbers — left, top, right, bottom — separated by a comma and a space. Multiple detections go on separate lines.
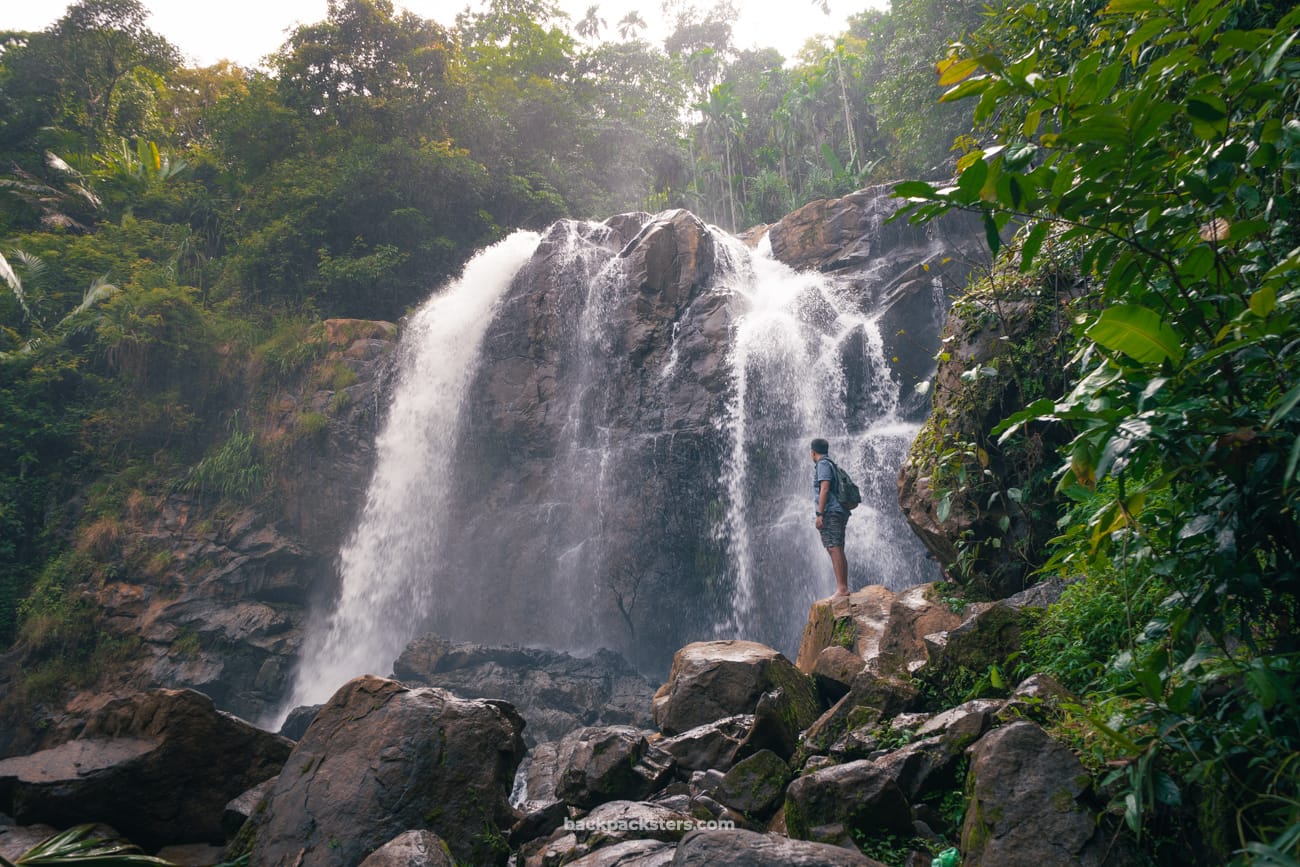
814, 458, 848, 516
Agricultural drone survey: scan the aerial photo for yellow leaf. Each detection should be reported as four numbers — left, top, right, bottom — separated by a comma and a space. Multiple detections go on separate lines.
937, 57, 981, 86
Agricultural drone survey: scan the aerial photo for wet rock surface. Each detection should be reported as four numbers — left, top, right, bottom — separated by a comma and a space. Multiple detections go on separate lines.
0, 689, 289, 849
653, 641, 818, 736
245, 676, 525, 867
393, 634, 655, 746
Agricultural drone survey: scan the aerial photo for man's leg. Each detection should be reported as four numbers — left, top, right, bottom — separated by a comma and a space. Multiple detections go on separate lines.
828, 546, 849, 596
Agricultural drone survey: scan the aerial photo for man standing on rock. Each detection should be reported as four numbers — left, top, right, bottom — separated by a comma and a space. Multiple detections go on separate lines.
810, 438, 850, 599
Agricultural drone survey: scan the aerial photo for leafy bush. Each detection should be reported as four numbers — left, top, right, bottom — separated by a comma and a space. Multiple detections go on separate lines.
897, 0, 1300, 860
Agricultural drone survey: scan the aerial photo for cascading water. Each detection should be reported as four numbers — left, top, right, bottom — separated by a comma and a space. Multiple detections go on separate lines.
283, 207, 947, 713
280, 230, 541, 714
713, 234, 939, 656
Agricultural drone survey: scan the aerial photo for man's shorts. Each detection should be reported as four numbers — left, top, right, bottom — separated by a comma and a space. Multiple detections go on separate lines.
819, 511, 848, 549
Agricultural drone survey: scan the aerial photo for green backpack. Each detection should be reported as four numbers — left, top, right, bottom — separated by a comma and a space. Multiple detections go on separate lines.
827, 458, 862, 511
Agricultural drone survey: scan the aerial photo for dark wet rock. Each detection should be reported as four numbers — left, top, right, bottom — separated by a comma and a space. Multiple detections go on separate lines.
393, 635, 654, 746
356, 831, 455, 867
508, 799, 569, 848
801, 671, 920, 753
961, 721, 1121, 866
653, 641, 817, 737
656, 715, 751, 773
873, 728, 978, 803
0, 689, 290, 849
222, 776, 276, 838
0, 820, 60, 863
785, 758, 913, 844
672, 827, 886, 866
714, 749, 789, 819
245, 676, 525, 867
277, 704, 320, 741
731, 687, 811, 763
810, 646, 863, 703
827, 727, 881, 763
527, 725, 674, 810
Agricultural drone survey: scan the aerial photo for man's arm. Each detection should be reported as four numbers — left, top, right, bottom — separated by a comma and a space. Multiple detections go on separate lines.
816, 479, 831, 528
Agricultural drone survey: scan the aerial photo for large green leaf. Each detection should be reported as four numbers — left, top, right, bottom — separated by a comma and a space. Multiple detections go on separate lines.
1086, 305, 1186, 364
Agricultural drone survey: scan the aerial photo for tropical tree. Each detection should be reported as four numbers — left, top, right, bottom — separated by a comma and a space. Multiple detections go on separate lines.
896, 0, 1300, 859
617, 11, 648, 41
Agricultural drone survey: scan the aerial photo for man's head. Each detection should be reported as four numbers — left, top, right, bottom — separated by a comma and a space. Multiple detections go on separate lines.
810, 438, 829, 459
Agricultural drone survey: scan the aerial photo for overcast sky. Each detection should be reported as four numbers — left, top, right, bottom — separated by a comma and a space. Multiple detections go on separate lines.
6, 0, 886, 68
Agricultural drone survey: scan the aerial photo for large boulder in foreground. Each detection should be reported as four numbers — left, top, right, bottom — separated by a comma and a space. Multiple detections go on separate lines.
246, 676, 525, 867
0, 689, 290, 849
652, 641, 818, 736
961, 721, 1118, 866
672, 828, 886, 866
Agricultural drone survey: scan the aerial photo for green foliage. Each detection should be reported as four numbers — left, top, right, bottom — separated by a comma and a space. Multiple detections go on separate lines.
897, 0, 1300, 859
0, 823, 175, 866
181, 413, 265, 503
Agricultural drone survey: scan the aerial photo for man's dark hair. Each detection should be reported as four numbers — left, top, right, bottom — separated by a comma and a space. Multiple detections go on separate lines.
810, 438, 829, 456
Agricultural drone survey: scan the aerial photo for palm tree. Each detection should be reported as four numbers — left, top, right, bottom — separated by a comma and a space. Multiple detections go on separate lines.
575, 5, 606, 41
617, 10, 647, 40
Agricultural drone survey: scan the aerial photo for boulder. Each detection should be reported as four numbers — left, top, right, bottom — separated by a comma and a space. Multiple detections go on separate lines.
714, 750, 789, 819
919, 601, 1027, 696
564, 800, 696, 847
0, 689, 290, 849
870, 584, 968, 677
656, 715, 751, 773
223, 776, 276, 837
811, 646, 863, 703
653, 641, 817, 736
872, 727, 980, 803
795, 587, 895, 674
784, 759, 913, 843
801, 671, 920, 753
672, 827, 886, 866
277, 704, 320, 741
961, 721, 1112, 866
997, 673, 1074, 724
245, 676, 525, 867
357, 831, 455, 867
731, 688, 810, 763
393, 635, 655, 746
0, 821, 60, 863
530, 726, 674, 809
913, 698, 1001, 740
565, 839, 677, 866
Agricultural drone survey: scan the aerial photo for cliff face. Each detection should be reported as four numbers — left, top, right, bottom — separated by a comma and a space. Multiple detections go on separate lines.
897, 265, 1079, 599
0, 320, 396, 753
415, 194, 988, 672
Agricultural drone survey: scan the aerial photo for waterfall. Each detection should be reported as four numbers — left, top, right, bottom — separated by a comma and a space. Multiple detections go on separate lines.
282, 209, 944, 715
280, 230, 541, 714
711, 234, 939, 655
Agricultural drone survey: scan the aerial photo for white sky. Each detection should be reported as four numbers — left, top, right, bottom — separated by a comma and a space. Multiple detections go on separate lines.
4, 0, 886, 69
